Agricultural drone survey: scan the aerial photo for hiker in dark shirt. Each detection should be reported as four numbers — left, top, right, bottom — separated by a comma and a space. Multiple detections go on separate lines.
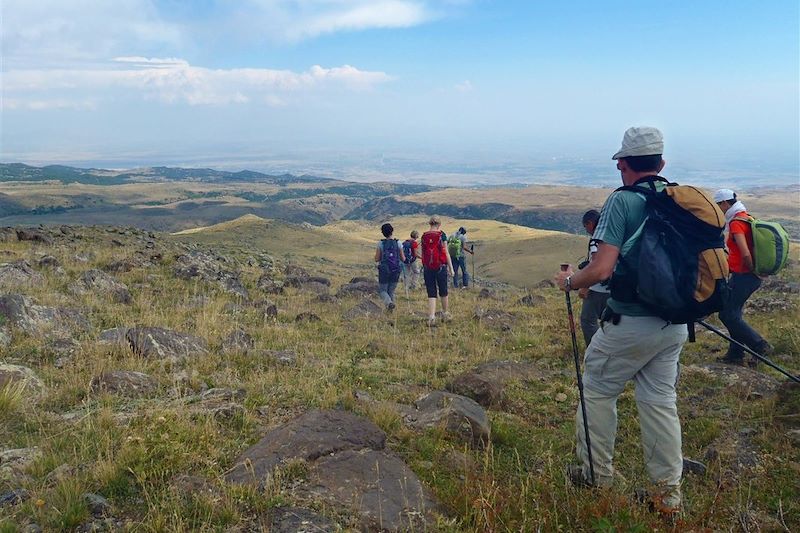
374, 223, 405, 312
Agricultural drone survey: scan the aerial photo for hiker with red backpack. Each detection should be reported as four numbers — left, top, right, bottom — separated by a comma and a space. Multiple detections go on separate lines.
552, 127, 727, 519
374, 223, 405, 312
713, 189, 774, 366
421, 216, 454, 326
401, 230, 421, 291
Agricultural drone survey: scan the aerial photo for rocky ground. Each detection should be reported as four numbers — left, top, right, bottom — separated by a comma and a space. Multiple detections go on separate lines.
0, 224, 798, 531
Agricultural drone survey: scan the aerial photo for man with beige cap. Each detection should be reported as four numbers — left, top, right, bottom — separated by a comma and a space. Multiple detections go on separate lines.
554, 126, 687, 518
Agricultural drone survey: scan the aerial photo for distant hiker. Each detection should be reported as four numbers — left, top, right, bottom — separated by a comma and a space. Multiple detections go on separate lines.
402, 230, 421, 291
578, 210, 610, 347
422, 216, 454, 326
713, 189, 773, 366
554, 127, 687, 517
375, 222, 405, 312
448, 226, 473, 288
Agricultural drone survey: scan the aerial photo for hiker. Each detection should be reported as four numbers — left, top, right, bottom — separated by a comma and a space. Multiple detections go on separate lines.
554, 127, 687, 517
402, 230, 421, 291
374, 222, 405, 312
713, 189, 773, 365
422, 216, 454, 326
578, 210, 611, 347
448, 226, 473, 288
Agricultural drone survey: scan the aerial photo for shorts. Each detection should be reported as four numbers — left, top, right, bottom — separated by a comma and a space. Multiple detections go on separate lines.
424, 266, 448, 298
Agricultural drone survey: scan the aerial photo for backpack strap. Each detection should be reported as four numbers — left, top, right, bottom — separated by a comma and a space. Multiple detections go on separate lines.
615, 175, 676, 194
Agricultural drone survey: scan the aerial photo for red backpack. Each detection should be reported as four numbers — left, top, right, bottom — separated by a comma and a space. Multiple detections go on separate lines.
421, 230, 446, 269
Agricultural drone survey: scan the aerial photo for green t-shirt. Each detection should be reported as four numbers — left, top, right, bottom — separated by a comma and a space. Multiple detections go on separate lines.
592, 181, 665, 316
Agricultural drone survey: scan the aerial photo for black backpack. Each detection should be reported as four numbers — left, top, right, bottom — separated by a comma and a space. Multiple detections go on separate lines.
609, 176, 729, 330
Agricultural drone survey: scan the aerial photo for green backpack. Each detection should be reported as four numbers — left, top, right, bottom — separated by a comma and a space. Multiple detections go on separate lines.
734, 216, 790, 275
447, 234, 462, 259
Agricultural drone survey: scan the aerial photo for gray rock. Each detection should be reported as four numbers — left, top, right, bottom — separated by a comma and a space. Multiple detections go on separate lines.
83, 493, 111, 517
0, 364, 44, 394
295, 312, 321, 323
342, 299, 383, 321
222, 330, 254, 354
478, 288, 497, 299
37, 255, 60, 268
517, 293, 545, 307
44, 336, 81, 358
0, 327, 10, 349
260, 349, 298, 366
269, 507, 337, 533
336, 280, 378, 298
682, 458, 707, 476
252, 300, 278, 318
447, 360, 549, 408
408, 391, 490, 446
173, 251, 248, 298
15, 229, 53, 245
698, 363, 780, 400
0, 448, 41, 479
257, 274, 285, 294
69, 269, 132, 304
473, 308, 516, 330
97, 327, 129, 346
0, 260, 44, 288
90, 371, 157, 397
534, 279, 556, 289
225, 409, 386, 485
298, 281, 330, 295
310, 449, 439, 531
0, 228, 18, 242
126, 327, 209, 360
0, 294, 90, 337
0, 488, 30, 507
284, 264, 310, 279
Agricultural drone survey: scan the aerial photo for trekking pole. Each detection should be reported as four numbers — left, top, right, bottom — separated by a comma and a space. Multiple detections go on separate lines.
561, 263, 596, 485
697, 320, 800, 383
471, 244, 475, 285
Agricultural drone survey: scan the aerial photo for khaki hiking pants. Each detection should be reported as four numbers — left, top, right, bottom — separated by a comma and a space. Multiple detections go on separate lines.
575, 314, 687, 499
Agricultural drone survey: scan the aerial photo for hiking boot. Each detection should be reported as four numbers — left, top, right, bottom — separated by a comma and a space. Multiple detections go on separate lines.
387, 302, 396, 313
716, 354, 745, 366
566, 464, 592, 488
634, 487, 682, 523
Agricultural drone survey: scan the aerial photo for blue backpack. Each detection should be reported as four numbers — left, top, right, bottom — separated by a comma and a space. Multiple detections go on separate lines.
381, 239, 401, 274
402, 239, 416, 264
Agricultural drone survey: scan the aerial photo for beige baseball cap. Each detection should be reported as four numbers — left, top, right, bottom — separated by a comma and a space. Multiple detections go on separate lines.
612, 126, 664, 160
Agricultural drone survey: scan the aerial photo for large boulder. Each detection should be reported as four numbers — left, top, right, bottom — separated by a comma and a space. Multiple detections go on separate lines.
222, 330, 254, 354
342, 299, 383, 321
447, 360, 550, 407
126, 327, 209, 360
226, 410, 438, 531
69, 269, 132, 304
0, 364, 44, 394
0, 261, 44, 288
407, 391, 490, 446
89, 371, 157, 397
0, 294, 90, 337
336, 281, 378, 298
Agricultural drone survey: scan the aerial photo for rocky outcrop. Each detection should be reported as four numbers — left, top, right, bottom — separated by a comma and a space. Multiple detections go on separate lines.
226, 409, 438, 531
342, 299, 383, 321
0, 294, 90, 337
90, 371, 157, 397
69, 269, 132, 304
406, 391, 490, 446
0, 261, 44, 288
173, 251, 248, 299
221, 330, 254, 354
126, 327, 209, 360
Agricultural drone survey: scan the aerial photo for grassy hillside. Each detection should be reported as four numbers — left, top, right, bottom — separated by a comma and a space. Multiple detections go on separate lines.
171, 215, 587, 287
0, 225, 797, 531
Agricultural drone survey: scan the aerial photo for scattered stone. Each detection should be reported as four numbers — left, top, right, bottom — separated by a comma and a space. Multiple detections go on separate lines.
83, 493, 111, 517
44, 463, 78, 485
517, 293, 545, 307
90, 371, 157, 397
0, 488, 30, 507
0, 260, 44, 288
336, 280, 378, 298
69, 269, 132, 304
295, 312, 321, 323
298, 280, 330, 295
478, 288, 497, 299
0, 228, 18, 242
534, 279, 556, 289
0, 364, 44, 394
554, 392, 568, 402
349, 276, 372, 284
698, 363, 780, 400
222, 330, 255, 354
257, 274, 285, 294
446, 360, 550, 408
44, 336, 81, 358
188, 388, 246, 420
473, 308, 516, 330
0, 328, 10, 349
103, 258, 138, 273
173, 251, 248, 298
0, 294, 90, 336
126, 327, 209, 360
252, 299, 278, 318
0, 448, 41, 480
315, 294, 337, 304
407, 391, 490, 446
260, 349, 298, 366
15, 229, 53, 245
97, 327, 129, 346
269, 506, 337, 533
342, 299, 383, 321
37, 255, 60, 268
682, 458, 707, 476
284, 264, 310, 279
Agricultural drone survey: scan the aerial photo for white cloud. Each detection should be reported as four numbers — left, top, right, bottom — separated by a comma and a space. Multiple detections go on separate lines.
455, 80, 473, 92
2, 58, 392, 109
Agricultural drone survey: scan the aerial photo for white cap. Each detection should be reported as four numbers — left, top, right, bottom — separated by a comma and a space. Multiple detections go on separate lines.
713, 189, 736, 203
612, 126, 664, 160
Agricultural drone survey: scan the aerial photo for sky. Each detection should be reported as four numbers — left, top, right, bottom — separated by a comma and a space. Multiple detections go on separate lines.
1, 0, 799, 184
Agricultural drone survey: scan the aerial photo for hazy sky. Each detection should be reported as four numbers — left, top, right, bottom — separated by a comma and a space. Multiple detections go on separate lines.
2, 0, 799, 178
